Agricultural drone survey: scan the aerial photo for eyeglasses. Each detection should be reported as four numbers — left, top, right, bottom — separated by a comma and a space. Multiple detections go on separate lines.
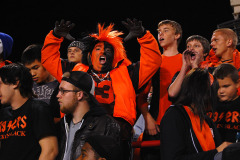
58, 88, 80, 95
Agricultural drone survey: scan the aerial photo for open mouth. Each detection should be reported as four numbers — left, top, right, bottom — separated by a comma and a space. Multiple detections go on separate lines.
159, 37, 164, 42
99, 55, 106, 65
212, 48, 217, 53
190, 53, 196, 59
33, 77, 38, 82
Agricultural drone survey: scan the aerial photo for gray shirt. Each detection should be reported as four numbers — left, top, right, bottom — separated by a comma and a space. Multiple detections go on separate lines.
63, 120, 83, 160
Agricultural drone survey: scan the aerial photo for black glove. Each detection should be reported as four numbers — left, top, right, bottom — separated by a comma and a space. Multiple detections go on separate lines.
53, 19, 75, 41
122, 18, 145, 42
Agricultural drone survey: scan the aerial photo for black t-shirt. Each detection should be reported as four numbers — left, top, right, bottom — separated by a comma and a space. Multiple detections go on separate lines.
0, 98, 56, 160
207, 96, 240, 143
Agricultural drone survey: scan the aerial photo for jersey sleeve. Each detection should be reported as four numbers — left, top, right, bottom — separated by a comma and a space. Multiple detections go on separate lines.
137, 31, 162, 89
41, 30, 65, 82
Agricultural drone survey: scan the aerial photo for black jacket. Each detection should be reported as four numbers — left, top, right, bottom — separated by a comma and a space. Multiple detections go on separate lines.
160, 105, 222, 160
57, 106, 120, 160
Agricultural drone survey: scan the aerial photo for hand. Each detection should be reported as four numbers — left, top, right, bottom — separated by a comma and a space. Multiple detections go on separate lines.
182, 49, 192, 71
144, 113, 160, 136
216, 141, 232, 152
53, 19, 75, 41
122, 18, 145, 42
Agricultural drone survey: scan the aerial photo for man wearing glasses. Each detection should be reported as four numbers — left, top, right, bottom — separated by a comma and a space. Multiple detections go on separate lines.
56, 71, 120, 160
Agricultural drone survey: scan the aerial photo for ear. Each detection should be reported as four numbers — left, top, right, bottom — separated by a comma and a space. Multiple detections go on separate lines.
175, 33, 181, 40
203, 52, 208, 58
226, 39, 233, 47
76, 91, 84, 101
87, 52, 92, 66
13, 80, 20, 89
236, 79, 240, 89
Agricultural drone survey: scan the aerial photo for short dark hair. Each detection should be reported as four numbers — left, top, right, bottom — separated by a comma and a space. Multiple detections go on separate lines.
186, 35, 210, 58
213, 63, 239, 83
0, 63, 33, 98
21, 44, 42, 65
175, 68, 211, 127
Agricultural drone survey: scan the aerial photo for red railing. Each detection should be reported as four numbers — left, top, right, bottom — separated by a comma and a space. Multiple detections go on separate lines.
132, 140, 160, 148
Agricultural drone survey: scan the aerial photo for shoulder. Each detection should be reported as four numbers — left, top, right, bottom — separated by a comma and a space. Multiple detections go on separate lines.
28, 98, 50, 112
92, 114, 115, 123
233, 96, 240, 104
163, 105, 186, 119
161, 105, 189, 127
0, 106, 12, 119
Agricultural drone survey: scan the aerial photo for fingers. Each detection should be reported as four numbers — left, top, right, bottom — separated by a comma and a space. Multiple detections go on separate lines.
60, 19, 65, 26
65, 21, 71, 26
146, 125, 160, 136
68, 23, 76, 30
121, 18, 133, 30
55, 19, 75, 28
122, 18, 141, 29
55, 21, 60, 27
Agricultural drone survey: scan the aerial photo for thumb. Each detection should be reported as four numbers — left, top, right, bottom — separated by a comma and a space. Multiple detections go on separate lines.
124, 33, 133, 42
65, 34, 75, 41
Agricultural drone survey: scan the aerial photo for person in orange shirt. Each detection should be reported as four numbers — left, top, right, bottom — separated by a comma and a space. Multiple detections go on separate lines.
140, 20, 183, 160
207, 28, 240, 71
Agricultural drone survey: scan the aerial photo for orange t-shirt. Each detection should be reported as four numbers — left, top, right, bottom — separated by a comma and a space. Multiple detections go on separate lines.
156, 54, 182, 125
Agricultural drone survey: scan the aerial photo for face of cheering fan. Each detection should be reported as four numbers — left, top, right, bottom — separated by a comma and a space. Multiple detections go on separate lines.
211, 31, 229, 58
90, 41, 114, 73
67, 47, 83, 63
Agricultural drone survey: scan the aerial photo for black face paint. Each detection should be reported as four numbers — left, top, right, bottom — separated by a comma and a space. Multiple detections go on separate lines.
100, 42, 114, 72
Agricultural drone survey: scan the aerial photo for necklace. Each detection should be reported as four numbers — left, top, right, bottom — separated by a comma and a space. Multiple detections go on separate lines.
221, 58, 233, 63
91, 70, 110, 82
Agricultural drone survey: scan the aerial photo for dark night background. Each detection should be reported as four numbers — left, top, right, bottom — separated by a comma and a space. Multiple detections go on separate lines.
1, 0, 234, 63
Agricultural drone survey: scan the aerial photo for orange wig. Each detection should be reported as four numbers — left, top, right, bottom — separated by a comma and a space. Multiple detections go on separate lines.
90, 23, 132, 68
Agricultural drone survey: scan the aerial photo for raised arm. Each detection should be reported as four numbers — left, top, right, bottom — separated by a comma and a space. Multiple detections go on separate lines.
41, 20, 76, 82
122, 18, 162, 89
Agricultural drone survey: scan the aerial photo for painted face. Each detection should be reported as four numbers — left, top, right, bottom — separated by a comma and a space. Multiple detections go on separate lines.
0, 78, 15, 105
68, 47, 83, 63
217, 76, 239, 102
76, 142, 98, 160
157, 24, 179, 49
91, 41, 114, 73
211, 32, 229, 58
0, 39, 3, 54
56, 81, 79, 114
186, 40, 206, 62
24, 60, 52, 84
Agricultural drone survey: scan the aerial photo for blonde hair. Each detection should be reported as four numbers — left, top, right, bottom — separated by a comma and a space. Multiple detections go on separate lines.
214, 28, 238, 48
